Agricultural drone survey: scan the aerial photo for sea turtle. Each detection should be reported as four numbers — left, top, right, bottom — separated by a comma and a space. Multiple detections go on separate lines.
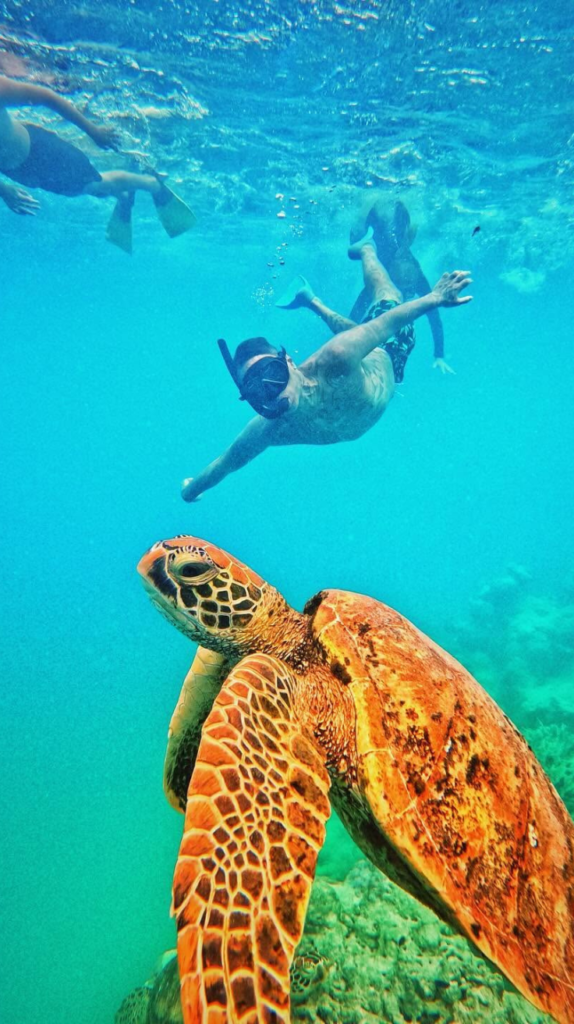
137, 535, 574, 1024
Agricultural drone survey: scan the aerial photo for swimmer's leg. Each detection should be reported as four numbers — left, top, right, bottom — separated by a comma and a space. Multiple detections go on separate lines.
306, 298, 356, 335
349, 228, 403, 305
85, 170, 162, 198
361, 246, 402, 304
276, 276, 356, 335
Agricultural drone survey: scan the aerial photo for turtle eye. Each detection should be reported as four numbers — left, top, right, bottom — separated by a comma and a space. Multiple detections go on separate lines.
179, 562, 210, 578
170, 560, 219, 585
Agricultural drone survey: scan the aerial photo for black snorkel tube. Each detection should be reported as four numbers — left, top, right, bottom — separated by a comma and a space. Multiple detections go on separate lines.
217, 338, 241, 389
217, 337, 290, 419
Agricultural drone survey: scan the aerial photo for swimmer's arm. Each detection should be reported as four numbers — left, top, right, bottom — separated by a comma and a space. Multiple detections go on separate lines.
0, 179, 39, 215
0, 77, 119, 149
182, 418, 271, 502
315, 271, 472, 373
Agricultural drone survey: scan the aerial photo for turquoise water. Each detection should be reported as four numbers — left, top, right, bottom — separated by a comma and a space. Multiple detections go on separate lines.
1, 3, 574, 1023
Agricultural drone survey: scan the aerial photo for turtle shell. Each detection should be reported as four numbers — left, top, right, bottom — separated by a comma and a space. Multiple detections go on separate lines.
307, 589, 574, 1024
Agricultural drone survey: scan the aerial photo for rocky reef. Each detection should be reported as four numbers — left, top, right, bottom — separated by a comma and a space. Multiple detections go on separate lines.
297, 859, 553, 1024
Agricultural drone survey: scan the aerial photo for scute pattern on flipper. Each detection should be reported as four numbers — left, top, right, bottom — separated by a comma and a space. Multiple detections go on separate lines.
172, 653, 331, 1024
310, 589, 574, 1024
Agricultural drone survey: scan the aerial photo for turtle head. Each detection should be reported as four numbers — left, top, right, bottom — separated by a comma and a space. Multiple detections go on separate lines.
138, 535, 290, 657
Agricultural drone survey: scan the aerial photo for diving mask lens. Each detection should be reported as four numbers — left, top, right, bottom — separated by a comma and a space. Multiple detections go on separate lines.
242, 354, 289, 408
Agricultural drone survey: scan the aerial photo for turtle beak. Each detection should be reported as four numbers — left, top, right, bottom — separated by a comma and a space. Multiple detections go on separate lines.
137, 545, 160, 581
137, 545, 178, 603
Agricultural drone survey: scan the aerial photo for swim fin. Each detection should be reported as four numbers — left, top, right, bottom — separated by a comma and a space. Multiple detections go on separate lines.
276, 274, 315, 309
153, 185, 196, 238
106, 194, 133, 255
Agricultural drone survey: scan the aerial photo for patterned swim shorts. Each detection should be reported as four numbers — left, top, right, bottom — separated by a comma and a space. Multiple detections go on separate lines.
361, 298, 415, 383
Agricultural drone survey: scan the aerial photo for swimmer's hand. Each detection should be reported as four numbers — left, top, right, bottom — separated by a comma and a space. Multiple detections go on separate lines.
89, 124, 121, 151
433, 358, 456, 375
431, 270, 473, 307
182, 477, 202, 503
0, 182, 40, 215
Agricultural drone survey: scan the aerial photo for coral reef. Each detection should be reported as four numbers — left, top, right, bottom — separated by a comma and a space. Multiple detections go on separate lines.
298, 859, 553, 1024
450, 565, 574, 723
522, 719, 574, 818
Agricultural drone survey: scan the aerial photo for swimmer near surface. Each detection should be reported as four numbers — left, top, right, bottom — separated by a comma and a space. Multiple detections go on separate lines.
137, 534, 574, 1024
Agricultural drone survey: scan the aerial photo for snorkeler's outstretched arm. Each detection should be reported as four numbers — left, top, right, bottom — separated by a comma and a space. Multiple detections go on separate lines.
314, 271, 472, 374
0, 76, 120, 150
182, 417, 271, 502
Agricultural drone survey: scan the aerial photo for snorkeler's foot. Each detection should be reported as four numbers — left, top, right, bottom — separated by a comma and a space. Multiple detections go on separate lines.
275, 274, 315, 310
106, 192, 134, 255
153, 183, 196, 238
347, 225, 376, 260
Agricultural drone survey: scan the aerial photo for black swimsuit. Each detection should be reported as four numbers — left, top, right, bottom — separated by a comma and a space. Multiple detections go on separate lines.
5, 123, 101, 197
362, 299, 416, 384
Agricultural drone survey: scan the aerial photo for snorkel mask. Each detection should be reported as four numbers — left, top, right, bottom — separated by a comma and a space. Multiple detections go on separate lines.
218, 338, 290, 419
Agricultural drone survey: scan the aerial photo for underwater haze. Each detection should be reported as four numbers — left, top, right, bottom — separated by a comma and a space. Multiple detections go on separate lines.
1, 1, 574, 1022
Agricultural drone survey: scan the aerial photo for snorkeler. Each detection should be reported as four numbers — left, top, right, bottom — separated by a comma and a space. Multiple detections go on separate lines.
181, 232, 472, 503
0, 75, 195, 253
350, 198, 454, 374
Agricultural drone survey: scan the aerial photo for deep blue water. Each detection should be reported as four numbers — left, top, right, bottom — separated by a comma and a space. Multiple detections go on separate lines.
1, 2, 574, 1022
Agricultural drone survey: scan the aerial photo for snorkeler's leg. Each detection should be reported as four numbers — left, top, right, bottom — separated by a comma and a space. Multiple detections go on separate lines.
91, 171, 195, 239
349, 227, 402, 306
307, 297, 357, 335
360, 243, 402, 305
85, 170, 162, 197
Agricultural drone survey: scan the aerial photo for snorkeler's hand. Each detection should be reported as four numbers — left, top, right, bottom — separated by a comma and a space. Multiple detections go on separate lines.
433, 358, 456, 375
89, 124, 121, 151
1, 183, 40, 215
182, 478, 202, 503
431, 271, 473, 307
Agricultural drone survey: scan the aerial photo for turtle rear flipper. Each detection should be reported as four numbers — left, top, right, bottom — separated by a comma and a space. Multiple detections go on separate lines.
172, 653, 331, 1024
114, 985, 151, 1024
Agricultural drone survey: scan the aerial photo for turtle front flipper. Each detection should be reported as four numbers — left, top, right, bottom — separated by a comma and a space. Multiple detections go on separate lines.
165, 647, 232, 812
172, 653, 331, 1024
